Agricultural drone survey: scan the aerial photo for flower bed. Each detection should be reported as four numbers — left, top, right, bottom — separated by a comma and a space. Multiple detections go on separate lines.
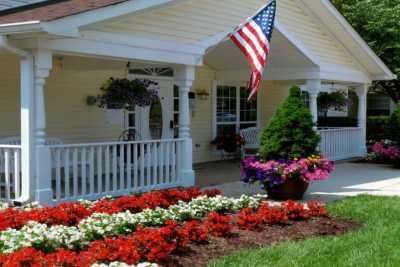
0, 188, 343, 267
0, 188, 219, 231
241, 155, 334, 188
366, 140, 400, 164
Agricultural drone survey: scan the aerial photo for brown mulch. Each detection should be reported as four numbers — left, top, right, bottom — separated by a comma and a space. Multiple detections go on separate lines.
165, 216, 361, 267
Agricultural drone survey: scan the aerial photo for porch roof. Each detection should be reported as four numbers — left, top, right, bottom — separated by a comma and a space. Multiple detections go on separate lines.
0, 0, 395, 84
0, 0, 128, 24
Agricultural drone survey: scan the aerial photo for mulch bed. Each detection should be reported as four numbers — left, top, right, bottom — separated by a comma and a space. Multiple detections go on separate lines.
166, 216, 361, 267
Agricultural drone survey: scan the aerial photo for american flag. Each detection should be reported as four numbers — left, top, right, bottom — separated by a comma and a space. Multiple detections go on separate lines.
230, 0, 276, 100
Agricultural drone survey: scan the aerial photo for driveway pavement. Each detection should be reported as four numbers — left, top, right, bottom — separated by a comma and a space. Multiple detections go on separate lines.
196, 161, 400, 202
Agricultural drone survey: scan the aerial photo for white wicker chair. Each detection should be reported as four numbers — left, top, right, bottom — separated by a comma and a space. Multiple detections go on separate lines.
240, 127, 261, 158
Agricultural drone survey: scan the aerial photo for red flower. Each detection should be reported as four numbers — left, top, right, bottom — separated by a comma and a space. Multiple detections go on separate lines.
282, 200, 309, 220
257, 203, 288, 225
204, 212, 232, 237
182, 220, 209, 243
307, 201, 327, 217
237, 208, 263, 230
0, 188, 211, 231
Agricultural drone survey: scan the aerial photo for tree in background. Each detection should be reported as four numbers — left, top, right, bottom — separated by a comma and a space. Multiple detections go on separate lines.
332, 0, 400, 102
258, 86, 320, 161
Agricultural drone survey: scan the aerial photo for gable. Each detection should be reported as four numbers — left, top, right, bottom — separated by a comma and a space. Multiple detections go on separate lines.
86, 0, 360, 72
277, 0, 358, 69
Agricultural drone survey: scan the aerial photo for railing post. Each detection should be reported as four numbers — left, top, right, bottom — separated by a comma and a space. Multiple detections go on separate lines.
175, 65, 195, 187
35, 146, 53, 205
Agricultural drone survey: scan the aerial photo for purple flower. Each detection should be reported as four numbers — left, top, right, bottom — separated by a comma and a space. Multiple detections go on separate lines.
241, 155, 333, 188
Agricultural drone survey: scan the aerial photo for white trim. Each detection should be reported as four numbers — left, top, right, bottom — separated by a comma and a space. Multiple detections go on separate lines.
211, 80, 218, 139
216, 67, 320, 81
14, 37, 203, 66
320, 64, 372, 84
0, 21, 42, 34
81, 30, 205, 56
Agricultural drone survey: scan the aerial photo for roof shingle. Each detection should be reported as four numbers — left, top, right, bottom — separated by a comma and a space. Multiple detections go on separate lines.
0, 0, 129, 25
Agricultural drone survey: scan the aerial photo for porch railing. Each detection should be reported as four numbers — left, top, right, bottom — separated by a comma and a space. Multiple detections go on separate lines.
0, 145, 21, 201
318, 127, 363, 161
47, 139, 184, 203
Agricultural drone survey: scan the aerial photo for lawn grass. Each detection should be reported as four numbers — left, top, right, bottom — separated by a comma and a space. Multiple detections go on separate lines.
209, 195, 400, 267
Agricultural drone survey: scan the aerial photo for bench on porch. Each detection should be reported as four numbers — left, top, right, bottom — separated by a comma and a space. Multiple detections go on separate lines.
240, 127, 261, 158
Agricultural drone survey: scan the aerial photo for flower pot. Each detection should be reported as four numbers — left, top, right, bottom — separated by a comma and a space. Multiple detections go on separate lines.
266, 179, 309, 200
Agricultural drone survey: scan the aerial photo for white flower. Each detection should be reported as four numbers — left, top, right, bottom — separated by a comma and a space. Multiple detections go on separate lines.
0, 194, 268, 254
91, 262, 159, 267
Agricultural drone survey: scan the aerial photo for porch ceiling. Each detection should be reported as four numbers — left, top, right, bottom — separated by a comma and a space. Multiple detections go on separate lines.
204, 30, 316, 71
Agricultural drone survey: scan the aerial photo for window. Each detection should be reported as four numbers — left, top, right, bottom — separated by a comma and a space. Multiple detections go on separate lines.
215, 85, 258, 136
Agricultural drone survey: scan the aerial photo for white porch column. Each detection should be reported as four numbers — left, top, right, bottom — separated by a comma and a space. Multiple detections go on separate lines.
34, 50, 52, 145
19, 55, 35, 202
306, 79, 321, 130
355, 84, 368, 156
174, 65, 195, 187
33, 50, 53, 204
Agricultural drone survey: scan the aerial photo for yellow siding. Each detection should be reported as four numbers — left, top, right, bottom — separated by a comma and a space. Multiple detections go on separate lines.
259, 81, 293, 129
276, 0, 357, 68
91, 0, 361, 72
191, 66, 218, 163
45, 56, 127, 143
0, 54, 20, 137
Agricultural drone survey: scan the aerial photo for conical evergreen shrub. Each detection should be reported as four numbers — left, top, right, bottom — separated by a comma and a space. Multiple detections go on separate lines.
259, 86, 320, 161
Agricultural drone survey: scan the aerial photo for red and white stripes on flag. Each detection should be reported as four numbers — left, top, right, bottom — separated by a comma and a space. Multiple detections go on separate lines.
229, 0, 276, 100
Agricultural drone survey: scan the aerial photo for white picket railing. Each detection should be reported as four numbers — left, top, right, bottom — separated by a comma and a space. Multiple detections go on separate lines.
318, 127, 362, 161
47, 139, 184, 203
0, 145, 21, 201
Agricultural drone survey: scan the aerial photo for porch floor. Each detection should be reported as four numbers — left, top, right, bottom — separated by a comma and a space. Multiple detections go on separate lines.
197, 160, 400, 202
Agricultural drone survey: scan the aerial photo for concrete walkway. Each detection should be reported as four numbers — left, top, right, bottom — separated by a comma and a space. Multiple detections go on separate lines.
196, 161, 400, 202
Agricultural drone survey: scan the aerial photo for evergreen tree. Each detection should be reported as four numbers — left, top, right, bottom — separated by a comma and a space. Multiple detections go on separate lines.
259, 86, 320, 161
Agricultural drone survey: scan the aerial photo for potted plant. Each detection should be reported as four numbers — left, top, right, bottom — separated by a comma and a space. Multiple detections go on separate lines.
211, 134, 245, 154
241, 86, 334, 200
87, 77, 160, 109
241, 155, 333, 200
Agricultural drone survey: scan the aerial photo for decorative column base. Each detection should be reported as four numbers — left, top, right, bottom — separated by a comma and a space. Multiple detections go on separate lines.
178, 138, 195, 187
35, 146, 53, 205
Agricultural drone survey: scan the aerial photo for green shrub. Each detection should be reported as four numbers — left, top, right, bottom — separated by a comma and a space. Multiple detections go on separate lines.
367, 116, 390, 141
389, 104, 400, 143
259, 86, 320, 161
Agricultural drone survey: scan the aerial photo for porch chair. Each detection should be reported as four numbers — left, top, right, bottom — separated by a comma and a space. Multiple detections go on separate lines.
240, 127, 261, 158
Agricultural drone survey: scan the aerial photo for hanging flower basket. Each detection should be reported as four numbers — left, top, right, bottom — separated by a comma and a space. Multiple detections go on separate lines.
87, 77, 160, 109
241, 155, 334, 200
